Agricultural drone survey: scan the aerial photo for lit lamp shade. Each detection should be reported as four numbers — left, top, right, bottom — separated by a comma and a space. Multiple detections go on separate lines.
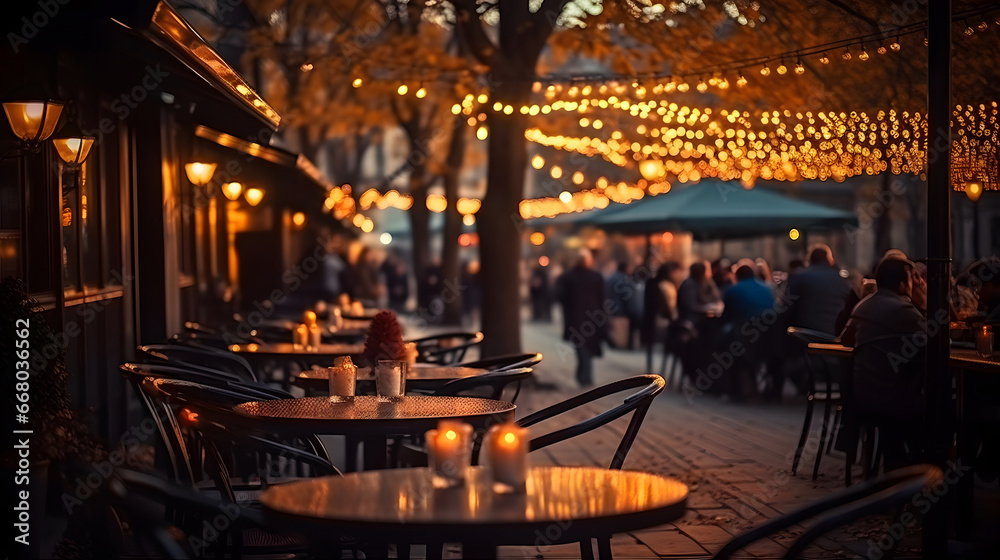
244, 187, 264, 206
638, 159, 665, 181
185, 162, 217, 186
966, 181, 983, 202
222, 182, 243, 201
2, 100, 64, 148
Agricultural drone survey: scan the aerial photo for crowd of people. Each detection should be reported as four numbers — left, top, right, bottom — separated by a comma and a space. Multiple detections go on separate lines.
553, 243, 1000, 472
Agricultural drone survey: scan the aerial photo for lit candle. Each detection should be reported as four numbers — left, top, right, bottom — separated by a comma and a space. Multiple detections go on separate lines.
308, 323, 322, 350
351, 301, 365, 316
293, 324, 308, 348
403, 342, 418, 367
330, 307, 343, 330
303, 310, 317, 326
426, 420, 473, 487
327, 365, 356, 396
976, 325, 993, 358
486, 424, 528, 493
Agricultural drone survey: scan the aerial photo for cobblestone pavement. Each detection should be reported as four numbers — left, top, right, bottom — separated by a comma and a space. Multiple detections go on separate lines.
484, 319, 917, 560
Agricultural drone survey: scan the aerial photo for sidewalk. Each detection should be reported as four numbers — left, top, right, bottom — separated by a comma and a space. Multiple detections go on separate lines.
491, 319, 906, 559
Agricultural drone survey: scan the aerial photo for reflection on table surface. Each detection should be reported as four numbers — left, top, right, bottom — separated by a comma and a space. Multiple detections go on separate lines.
298, 364, 488, 381
234, 395, 514, 421
228, 342, 365, 355
260, 466, 688, 524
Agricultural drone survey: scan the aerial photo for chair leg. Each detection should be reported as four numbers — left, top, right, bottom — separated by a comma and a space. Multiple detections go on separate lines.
827, 405, 842, 454
580, 539, 595, 560
792, 396, 815, 475
812, 397, 834, 480
597, 536, 613, 559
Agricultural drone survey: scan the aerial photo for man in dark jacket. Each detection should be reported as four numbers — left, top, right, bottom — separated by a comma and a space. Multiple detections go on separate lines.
556, 248, 606, 387
787, 244, 851, 335
840, 258, 925, 469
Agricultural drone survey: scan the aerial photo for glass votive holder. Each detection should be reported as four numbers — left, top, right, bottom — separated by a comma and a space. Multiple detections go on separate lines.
425, 420, 474, 488
976, 325, 993, 358
327, 365, 357, 397
375, 360, 407, 398
484, 424, 528, 494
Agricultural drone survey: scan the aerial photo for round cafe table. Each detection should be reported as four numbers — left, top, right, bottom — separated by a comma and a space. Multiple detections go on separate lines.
228, 342, 365, 360
294, 363, 490, 392
233, 396, 515, 471
260, 466, 688, 559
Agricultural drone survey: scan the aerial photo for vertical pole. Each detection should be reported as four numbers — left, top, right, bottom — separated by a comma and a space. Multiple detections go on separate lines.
924, 0, 952, 557
972, 201, 980, 257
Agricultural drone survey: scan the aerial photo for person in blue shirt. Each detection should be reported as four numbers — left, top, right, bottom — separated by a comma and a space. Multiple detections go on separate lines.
719, 264, 777, 399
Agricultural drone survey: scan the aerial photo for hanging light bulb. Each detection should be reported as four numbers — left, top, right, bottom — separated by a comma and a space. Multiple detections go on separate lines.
760, 64, 771, 76
397, 84, 408, 95
842, 47, 852, 60
819, 53, 830, 64
890, 37, 901, 51
717, 77, 730, 89
877, 45, 887, 54
244, 187, 264, 206
776, 61, 787, 75
352, 77, 363, 88
794, 60, 805, 75
858, 46, 870, 61
696, 79, 708, 92
978, 20, 989, 31
676, 81, 690, 92
2, 99, 64, 150
736, 74, 748, 87
963, 21, 975, 36
222, 182, 243, 201
184, 162, 217, 187
415, 86, 427, 98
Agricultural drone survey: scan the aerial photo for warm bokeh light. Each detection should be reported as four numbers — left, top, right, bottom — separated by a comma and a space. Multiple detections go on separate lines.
184, 162, 217, 186
462, 214, 476, 226
789, 228, 800, 240
476, 126, 488, 140
550, 166, 562, 179
572, 171, 585, 184
352, 77, 363, 88
639, 159, 665, 181
445, 430, 457, 440
244, 187, 264, 206
662, 232, 674, 244
222, 182, 242, 201
415, 87, 427, 98
380, 233, 392, 245
531, 155, 545, 169
427, 194, 448, 212
397, 84, 408, 95
292, 212, 306, 228
966, 181, 984, 202
361, 218, 374, 233
558, 191, 572, 203
529, 232, 545, 245
538, 255, 550, 267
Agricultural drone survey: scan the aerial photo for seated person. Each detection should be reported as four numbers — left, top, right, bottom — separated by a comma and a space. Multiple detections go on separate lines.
719, 265, 777, 398
840, 258, 925, 470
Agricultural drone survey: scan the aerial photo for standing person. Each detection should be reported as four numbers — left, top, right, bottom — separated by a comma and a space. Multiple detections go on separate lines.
606, 261, 638, 349
556, 248, 606, 387
381, 251, 409, 311
786, 244, 851, 336
349, 246, 382, 305
529, 263, 553, 322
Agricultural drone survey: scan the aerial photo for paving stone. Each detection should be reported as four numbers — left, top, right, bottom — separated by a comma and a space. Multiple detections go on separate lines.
630, 529, 708, 557
676, 524, 736, 547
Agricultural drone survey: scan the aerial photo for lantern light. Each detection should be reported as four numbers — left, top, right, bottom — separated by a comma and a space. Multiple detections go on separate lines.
966, 181, 983, 203
222, 182, 243, 201
2, 100, 64, 150
51, 119, 95, 166
244, 187, 264, 206
185, 162, 217, 187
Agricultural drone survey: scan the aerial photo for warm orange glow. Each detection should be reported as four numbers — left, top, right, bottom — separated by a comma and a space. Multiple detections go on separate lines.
502, 432, 517, 445
244, 187, 264, 206
222, 182, 243, 201
53, 137, 95, 166
180, 408, 199, 424
292, 212, 307, 228
185, 162, 217, 186
530, 232, 545, 245
789, 228, 801, 240
662, 232, 674, 244
445, 430, 457, 441
639, 160, 666, 181
538, 256, 550, 266
531, 155, 545, 169
426, 194, 448, 212
2, 101, 63, 146
966, 181, 983, 202
303, 310, 317, 326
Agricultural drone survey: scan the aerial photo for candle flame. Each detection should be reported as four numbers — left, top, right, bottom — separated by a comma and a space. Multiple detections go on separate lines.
445, 430, 457, 440
503, 432, 517, 444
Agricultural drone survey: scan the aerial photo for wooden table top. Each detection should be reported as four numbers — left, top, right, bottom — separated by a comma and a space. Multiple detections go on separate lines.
232, 395, 515, 435
807, 343, 1000, 374
260, 466, 688, 544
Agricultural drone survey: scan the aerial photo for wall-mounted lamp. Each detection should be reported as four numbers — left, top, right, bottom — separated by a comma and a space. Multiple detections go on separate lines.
2, 99, 64, 152
244, 186, 264, 206
965, 180, 983, 202
222, 181, 243, 201
51, 119, 95, 166
184, 161, 217, 187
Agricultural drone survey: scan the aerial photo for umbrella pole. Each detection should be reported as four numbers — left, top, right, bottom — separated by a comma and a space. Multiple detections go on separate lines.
924, 0, 952, 556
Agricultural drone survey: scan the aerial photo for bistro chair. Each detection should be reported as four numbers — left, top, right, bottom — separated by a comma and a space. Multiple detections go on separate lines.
786, 326, 843, 480
139, 343, 258, 383
109, 468, 314, 560
453, 352, 544, 372
408, 331, 484, 365
515, 374, 665, 560
711, 464, 943, 560
432, 366, 534, 402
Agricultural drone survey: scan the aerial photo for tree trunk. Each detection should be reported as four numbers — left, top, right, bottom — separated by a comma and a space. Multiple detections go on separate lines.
478, 79, 531, 355
408, 159, 432, 311
441, 118, 466, 325
875, 173, 892, 258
